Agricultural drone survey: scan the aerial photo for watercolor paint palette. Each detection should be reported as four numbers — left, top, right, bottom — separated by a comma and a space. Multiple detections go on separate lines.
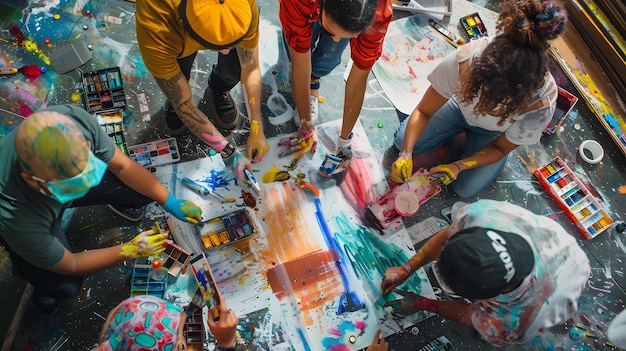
459, 12, 487, 40
534, 157, 613, 239
196, 208, 259, 250
161, 242, 191, 277
128, 137, 180, 168
130, 264, 166, 298
94, 109, 129, 155
543, 87, 579, 136
367, 168, 441, 229
82, 66, 126, 113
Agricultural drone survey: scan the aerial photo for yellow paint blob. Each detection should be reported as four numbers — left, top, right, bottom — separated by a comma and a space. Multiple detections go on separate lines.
318, 96, 325, 103
70, 91, 82, 102
461, 160, 477, 167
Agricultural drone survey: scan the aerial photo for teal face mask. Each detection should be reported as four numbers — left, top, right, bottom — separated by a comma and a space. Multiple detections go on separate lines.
32, 151, 108, 204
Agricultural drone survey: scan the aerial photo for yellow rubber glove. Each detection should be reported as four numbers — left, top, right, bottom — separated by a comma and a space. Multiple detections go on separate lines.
429, 162, 460, 185
120, 229, 168, 258
391, 153, 413, 184
247, 120, 270, 163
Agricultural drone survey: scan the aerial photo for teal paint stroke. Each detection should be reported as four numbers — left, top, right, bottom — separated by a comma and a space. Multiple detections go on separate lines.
333, 213, 431, 307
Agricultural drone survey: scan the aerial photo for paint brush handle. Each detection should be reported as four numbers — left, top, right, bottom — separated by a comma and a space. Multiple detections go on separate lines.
0, 68, 18, 75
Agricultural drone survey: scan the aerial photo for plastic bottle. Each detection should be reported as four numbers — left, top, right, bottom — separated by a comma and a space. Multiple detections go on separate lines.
151, 258, 165, 281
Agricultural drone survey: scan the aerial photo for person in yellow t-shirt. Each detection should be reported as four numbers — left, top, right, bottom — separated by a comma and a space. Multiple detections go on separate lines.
136, 0, 270, 182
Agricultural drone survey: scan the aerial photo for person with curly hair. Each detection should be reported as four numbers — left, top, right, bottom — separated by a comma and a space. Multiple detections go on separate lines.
390, 0, 567, 197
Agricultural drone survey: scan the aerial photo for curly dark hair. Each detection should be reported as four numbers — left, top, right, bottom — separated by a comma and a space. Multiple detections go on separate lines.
322, 0, 378, 33
457, 0, 567, 123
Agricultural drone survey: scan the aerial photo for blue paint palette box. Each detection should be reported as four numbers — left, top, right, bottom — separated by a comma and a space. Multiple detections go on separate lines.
128, 137, 180, 168
534, 156, 613, 239
130, 263, 166, 298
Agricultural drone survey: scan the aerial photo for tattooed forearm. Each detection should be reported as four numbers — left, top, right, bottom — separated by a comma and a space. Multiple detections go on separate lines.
154, 72, 227, 150
236, 46, 256, 67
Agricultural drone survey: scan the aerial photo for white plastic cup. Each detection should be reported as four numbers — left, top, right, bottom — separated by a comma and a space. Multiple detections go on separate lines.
579, 140, 604, 164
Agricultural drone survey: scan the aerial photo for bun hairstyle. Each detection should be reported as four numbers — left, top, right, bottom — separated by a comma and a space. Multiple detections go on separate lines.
457, 0, 567, 122
498, 0, 567, 51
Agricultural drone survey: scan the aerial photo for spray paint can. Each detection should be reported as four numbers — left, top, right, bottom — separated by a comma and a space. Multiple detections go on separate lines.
181, 177, 210, 195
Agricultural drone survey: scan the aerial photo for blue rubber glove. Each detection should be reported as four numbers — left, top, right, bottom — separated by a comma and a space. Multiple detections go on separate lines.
162, 193, 202, 224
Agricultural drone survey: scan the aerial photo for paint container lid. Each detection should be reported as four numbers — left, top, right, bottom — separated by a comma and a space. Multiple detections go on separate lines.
394, 190, 420, 217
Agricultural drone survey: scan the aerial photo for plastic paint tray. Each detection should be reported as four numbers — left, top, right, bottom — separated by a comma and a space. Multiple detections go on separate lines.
543, 87, 578, 136
459, 12, 487, 40
533, 156, 613, 239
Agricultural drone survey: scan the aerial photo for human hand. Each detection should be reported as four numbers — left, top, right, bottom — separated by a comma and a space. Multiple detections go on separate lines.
207, 294, 238, 348
278, 122, 317, 167
384, 290, 437, 316
162, 193, 203, 224
381, 265, 411, 294
366, 330, 389, 351
120, 229, 168, 258
223, 148, 252, 183
247, 120, 270, 163
391, 153, 413, 184
429, 162, 460, 185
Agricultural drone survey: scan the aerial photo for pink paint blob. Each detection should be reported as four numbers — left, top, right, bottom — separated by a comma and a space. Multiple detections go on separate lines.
200, 132, 226, 151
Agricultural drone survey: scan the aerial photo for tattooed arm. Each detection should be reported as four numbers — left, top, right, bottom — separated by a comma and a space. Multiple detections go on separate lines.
154, 72, 229, 152
237, 45, 269, 162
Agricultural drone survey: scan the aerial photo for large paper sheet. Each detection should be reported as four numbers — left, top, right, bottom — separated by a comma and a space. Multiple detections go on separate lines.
154, 119, 436, 350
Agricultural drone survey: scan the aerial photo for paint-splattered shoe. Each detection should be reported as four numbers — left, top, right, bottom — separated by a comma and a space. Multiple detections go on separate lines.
318, 133, 353, 177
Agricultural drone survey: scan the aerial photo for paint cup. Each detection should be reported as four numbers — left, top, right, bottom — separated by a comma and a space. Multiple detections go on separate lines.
394, 190, 420, 217
579, 140, 604, 164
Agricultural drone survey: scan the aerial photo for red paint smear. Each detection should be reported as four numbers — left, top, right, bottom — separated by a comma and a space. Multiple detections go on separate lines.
329, 328, 343, 337
329, 345, 350, 351
9, 26, 25, 46
22, 65, 43, 78
339, 156, 377, 220
18, 102, 34, 117
407, 65, 417, 79
354, 320, 365, 332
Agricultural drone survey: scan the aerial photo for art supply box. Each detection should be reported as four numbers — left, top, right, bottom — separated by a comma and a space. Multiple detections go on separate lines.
94, 109, 129, 155
543, 87, 578, 136
82, 66, 126, 113
534, 157, 613, 239
196, 208, 259, 250
459, 13, 487, 40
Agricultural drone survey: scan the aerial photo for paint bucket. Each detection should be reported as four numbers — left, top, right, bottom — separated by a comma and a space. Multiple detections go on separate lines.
394, 190, 420, 217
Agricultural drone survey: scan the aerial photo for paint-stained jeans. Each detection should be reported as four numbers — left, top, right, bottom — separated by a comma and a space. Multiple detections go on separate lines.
393, 97, 509, 198
6, 171, 153, 300
283, 20, 350, 79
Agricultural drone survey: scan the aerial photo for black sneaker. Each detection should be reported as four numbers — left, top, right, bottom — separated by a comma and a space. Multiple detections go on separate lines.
205, 86, 239, 130
163, 105, 186, 136
106, 204, 146, 222
32, 291, 60, 317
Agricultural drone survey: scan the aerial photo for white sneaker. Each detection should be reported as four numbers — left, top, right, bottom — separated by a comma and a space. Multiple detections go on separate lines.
294, 95, 319, 127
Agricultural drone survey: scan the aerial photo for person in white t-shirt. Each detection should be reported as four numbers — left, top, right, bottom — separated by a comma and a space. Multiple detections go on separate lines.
380, 200, 590, 346
390, 0, 567, 197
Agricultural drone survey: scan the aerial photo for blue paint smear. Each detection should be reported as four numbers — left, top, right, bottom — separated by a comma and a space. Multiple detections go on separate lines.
296, 327, 312, 351
314, 198, 364, 314
321, 321, 358, 349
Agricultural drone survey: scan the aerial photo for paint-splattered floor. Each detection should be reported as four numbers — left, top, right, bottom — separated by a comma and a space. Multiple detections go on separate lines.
1, 0, 626, 350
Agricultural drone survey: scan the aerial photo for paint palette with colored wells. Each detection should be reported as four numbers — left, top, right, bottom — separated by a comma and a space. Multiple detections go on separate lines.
459, 12, 487, 40
196, 208, 259, 250
367, 168, 441, 228
82, 66, 127, 113
534, 156, 613, 239
161, 242, 191, 277
94, 109, 128, 155
128, 137, 180, 168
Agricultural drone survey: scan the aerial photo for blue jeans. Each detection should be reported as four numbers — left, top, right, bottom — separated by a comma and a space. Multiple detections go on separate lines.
283, 20, 350, 78
393, 98, 509, 198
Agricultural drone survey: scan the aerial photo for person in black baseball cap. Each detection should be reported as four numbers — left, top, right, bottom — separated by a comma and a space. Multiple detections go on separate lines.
433, 227, 535, 300
380, 199, 590, 346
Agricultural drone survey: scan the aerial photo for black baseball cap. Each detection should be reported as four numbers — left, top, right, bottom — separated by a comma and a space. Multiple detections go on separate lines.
432, 227, 535, 299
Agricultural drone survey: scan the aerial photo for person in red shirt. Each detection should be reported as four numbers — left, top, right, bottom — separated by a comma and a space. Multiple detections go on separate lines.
279, 0, 393, 176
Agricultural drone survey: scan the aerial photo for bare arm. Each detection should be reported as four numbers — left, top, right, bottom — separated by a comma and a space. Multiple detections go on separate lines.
289, 47, 313, 123
453, 134, 519, 173
48, 244, 128, 275
155, 72, 229, 151
404, 226, 451, 272
237, 46, 262, 127
433, 300, 475, 326
340, 65, 370, 139
399, 86, 449, 154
